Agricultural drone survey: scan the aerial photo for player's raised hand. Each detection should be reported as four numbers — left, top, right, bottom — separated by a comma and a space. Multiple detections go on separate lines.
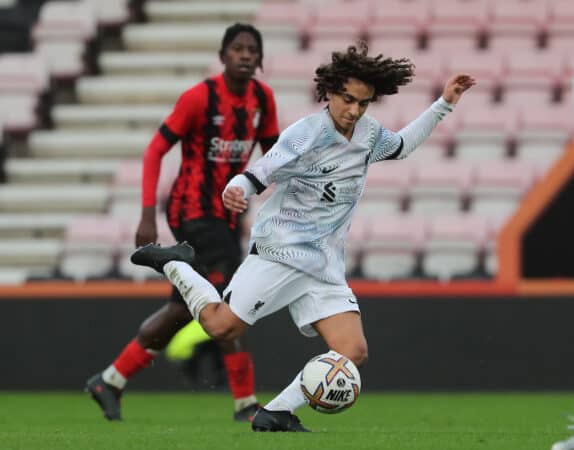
223, 186, 249, 213
441, 74, 476, 104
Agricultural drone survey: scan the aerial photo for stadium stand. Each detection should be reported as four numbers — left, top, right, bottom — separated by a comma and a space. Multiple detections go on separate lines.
0, 0, 573, 284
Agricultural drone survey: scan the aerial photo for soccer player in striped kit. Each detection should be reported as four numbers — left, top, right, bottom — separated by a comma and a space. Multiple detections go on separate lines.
130, 43, 475, 431
86, 23, 279, 422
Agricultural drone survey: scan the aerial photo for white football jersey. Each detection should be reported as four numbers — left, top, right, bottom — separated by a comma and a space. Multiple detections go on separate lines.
246, 107, 402, 285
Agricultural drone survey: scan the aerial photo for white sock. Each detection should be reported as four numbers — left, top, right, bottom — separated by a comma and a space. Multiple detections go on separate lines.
163, 261, 221, 320
235, 394, 258, 412
102, 365, 127, 390
265, 371, 306, 413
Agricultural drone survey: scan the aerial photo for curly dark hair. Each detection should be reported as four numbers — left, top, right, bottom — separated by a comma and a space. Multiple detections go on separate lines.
314, 42, 415, 102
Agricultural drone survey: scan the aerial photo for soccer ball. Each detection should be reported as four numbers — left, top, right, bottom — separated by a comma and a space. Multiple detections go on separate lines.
300, 350, 361, 414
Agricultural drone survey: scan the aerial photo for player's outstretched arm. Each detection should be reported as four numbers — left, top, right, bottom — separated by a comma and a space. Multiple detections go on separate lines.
441, 73, 476, 104
223, 186, 249, 213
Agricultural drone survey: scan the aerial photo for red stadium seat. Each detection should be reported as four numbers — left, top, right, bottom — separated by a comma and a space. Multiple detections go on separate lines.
514, 104, 573, 166
468, 160, 535, 220
306, 0, 371, 41
370, 0, 431, 42
422, 214, 488, 280
485, 0, 548, 51
60, 215, 121, 281
408, 161, 472, 216
361, 214, 426, 280
503, 50, 566, 89
443, 51, 504, 94
369, 36, 419, 56
547, 0, 574, 36
426, 0, 488, 52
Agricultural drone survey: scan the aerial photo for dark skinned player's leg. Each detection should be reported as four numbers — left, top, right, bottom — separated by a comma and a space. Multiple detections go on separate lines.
137, 295, 192, 350
85, 289, 191, 421
179, 218, 259, 421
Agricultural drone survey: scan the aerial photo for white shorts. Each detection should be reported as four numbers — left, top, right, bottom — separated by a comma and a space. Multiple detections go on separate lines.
222, 255, 360, 337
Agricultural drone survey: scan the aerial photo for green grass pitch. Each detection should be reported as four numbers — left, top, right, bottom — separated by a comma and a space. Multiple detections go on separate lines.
1, 392, 572, 450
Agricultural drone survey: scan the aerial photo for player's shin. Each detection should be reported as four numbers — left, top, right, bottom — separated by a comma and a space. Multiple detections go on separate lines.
163, 261, 222, 320
264, 371, 307, 413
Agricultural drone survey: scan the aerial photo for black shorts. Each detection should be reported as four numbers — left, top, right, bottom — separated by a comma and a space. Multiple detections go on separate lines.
169, 217, 242, 304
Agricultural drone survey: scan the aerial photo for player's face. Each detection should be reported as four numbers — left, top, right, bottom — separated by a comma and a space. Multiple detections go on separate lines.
328, 78, 374, 139
221, 32, 261, 81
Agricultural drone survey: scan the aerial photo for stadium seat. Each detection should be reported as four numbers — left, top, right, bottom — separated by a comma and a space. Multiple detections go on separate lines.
52, 104, 169, 130
370, 0, 430, 45
306, 0, 370, 45
122, 23, 227, 52
426, 0, 488, 52
32, 1, 98, 79
112, 156, 178, 205
5, 158, 118, 183
266, 51, 324, 92
364, 101, 403, 131
361, 214, 426, 280
76, 76, 197, 104
83, 0, 130, 28
0, 94, 38, 132
486, 0, 548, 51
358, 159, 410, 217
453, 107, 517, 160
380, 89, 437, 127
346, 215, 371, 275
421, 214, 488, 280
277, 105, 322, 132
0, 238, 62, 270
503, 50, 566, 91
0, 53, 49, 132
0, 213, 73, 239
468, 160, 535, 220
514, 105, 573, 165
364, 160, 412, 199
547, 0, 574, 36
100, 51, 215, 77
0, 52, 49, 95
408, 161, 472, 216
143, 1, 256, 23
59, 215, 121, 281
442, 51, 504, 96
0, 268, 32, 285
0, 184, 109, 213
254, 1, 306, 53
369, 36, 419, 56
28, 130, 149, 158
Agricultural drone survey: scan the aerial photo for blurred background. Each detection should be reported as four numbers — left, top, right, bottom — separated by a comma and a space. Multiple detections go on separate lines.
0, 0, 573, 391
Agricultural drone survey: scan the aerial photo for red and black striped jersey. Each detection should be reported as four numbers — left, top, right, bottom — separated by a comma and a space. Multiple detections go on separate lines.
143, 73, 279, 229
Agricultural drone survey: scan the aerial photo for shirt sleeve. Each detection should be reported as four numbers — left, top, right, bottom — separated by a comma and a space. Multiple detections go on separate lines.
370, 97, 454, 163
163, 86, 202, 138
370, 125, 403, 163
257, 84, 280, 153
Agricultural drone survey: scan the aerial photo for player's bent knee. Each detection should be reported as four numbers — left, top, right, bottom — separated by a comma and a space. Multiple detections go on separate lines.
201, 309, 248, 342
347, 344, 368, 368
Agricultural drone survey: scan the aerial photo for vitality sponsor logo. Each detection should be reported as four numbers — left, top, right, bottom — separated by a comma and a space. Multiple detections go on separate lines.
208, 137, 253, 162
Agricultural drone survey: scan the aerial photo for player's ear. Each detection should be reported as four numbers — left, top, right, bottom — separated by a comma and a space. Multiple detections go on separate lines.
219, 50, 225, 64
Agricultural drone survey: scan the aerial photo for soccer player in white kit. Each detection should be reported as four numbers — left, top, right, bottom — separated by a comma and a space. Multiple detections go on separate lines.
131, 43, 476, 431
